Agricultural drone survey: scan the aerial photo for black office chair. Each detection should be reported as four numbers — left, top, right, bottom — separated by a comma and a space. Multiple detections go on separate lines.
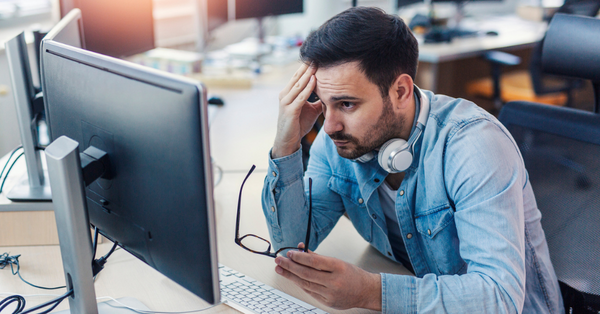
466, 0, 600, 109
498, 14, 600, 313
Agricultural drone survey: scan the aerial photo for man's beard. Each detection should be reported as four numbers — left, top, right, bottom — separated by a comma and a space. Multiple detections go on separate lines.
329, 97, 405, 160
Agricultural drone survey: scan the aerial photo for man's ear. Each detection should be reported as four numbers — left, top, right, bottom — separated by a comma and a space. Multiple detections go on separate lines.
389, 74, 414, 110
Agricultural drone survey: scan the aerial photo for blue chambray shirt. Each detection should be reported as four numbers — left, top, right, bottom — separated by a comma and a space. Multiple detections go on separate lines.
262, 90, 563, 313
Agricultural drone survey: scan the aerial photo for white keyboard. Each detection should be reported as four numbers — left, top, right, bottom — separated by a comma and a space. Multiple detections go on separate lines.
219, 264, 328, 314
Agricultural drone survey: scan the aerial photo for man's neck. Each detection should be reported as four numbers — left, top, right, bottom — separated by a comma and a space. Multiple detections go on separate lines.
398, 93, 417, 140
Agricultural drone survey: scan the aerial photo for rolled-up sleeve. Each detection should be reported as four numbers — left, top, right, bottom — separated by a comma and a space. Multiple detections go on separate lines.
262, 130, 347, 252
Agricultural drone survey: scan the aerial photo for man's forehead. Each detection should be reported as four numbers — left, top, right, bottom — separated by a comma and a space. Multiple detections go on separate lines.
314, 62, 375, 99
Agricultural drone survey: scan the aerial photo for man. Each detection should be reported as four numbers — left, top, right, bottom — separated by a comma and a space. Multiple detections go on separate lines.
261, 7, 562, 313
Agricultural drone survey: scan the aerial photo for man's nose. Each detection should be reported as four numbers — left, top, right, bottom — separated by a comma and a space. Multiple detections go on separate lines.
323, 109, 343, 135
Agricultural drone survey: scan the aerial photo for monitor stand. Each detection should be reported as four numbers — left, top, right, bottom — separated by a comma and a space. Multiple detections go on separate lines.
6, 172, 52, 202
45, 136, 149, 313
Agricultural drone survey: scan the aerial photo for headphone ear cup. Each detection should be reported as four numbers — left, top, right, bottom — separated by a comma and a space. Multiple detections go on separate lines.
378, 138, 409, 172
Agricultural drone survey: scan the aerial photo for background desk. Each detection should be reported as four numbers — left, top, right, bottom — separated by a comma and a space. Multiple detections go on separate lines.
414, 15, 547, 111
0, 61, 411, 313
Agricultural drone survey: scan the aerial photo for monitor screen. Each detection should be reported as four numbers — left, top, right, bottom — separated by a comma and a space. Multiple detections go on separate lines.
59, 0, 154, 58
234, 0, 303, 20
40, 38, 219, 304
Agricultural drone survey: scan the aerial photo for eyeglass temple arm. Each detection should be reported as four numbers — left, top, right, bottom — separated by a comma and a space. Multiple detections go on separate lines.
304, 178, 312, 253
236, 165, 256, 242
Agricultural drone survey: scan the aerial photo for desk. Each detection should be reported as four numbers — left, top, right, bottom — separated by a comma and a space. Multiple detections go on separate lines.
414, 14, 547, 107
0, 61, 411, 313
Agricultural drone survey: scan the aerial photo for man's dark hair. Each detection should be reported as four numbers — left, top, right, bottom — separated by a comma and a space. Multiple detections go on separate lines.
300, 7, 418, 98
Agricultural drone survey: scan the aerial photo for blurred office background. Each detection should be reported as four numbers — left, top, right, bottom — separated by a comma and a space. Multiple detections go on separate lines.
1, 0, 599, 157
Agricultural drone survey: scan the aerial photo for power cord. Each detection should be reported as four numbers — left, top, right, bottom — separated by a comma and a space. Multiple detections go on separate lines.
0, 253, 66, 290
0, 290, 73, 314
0, 146, 24, 194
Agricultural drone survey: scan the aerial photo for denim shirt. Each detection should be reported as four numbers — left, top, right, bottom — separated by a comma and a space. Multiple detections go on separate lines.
262, 91, 563, 314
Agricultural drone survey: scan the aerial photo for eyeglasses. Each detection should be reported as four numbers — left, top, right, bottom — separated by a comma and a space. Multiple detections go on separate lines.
235, 165, 312, 258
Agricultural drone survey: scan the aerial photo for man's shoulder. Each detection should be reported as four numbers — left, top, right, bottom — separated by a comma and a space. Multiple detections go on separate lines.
425, 91, 496, 131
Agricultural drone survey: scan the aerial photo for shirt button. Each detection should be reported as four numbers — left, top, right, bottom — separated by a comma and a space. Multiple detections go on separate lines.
372, 214, 377, 219
427, 229, 432, 235
399, 190, 405, 196
358, 198, 364, 204
406, 233, 413, 239
387, 252, 392, 256
271, 206, 275, 212
272, 171, 277, 177
374, 178, 380, 183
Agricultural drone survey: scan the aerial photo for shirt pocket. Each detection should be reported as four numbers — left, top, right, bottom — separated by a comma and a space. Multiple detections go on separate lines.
415, 205, 467, 275
328, 175, 373, 243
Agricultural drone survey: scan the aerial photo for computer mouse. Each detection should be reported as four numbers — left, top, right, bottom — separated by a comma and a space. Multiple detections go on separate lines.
486, 31, 499, 36
208, 96, 225, 106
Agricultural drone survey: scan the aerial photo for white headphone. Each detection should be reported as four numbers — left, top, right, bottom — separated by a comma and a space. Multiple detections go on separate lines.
354, 85, 430, 173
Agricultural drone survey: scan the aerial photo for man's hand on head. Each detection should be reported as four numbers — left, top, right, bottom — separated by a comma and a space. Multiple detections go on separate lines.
274, 243, 382, 311
272, 63, 323, 159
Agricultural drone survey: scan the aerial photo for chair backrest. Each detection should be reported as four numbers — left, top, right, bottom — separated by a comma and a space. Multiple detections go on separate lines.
542, 12, 600, 113
498, 101, 600, 305
529, 1, 600, 96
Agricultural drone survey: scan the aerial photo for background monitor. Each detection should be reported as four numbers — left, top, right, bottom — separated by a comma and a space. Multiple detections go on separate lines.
40, 36, 219, 307
59, 0, 154, 58
3, 9, 84, 202
234, 0, 303, 20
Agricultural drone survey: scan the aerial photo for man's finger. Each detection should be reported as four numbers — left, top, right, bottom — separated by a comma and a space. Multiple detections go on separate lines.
280, 67, 316, 107
296, 242, 312, 253
276, 255, 331, 286
275, 264, 327, 295
281, 62, 310, 98
287, 250, 336, 272
283, 75, 318, 117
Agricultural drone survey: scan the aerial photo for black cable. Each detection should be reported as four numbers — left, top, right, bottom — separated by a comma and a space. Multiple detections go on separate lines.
103, 242, 118, 260
19, 289, 72, 314
92, 226, 99, 260
0, 146, 23, 182
0, 153, 24, 194
92, 240, 119, 277
0, 295, 25, 313
0, 253, 66, 290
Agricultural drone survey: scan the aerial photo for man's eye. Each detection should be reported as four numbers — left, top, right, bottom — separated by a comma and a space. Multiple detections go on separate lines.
341, 102, 354, 108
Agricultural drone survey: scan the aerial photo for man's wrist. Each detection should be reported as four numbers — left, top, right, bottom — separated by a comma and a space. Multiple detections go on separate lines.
271, 144, 301, 159
361, 273, 382, 311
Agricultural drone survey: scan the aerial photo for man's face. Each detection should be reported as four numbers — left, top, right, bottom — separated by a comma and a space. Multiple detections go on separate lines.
314, 62, 405, 160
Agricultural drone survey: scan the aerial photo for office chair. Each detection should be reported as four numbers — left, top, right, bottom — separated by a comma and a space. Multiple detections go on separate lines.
466, 0, 600, 110
498, 14, 600, 313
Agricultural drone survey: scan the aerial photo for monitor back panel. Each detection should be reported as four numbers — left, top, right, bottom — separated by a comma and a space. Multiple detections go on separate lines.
41, 41, 218, 304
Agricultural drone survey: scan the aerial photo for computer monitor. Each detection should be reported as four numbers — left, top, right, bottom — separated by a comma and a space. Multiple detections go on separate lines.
3, 9, 84, 202
59, 0, 154, 58
40, 25, 219, 313
233, 0, 303, 20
